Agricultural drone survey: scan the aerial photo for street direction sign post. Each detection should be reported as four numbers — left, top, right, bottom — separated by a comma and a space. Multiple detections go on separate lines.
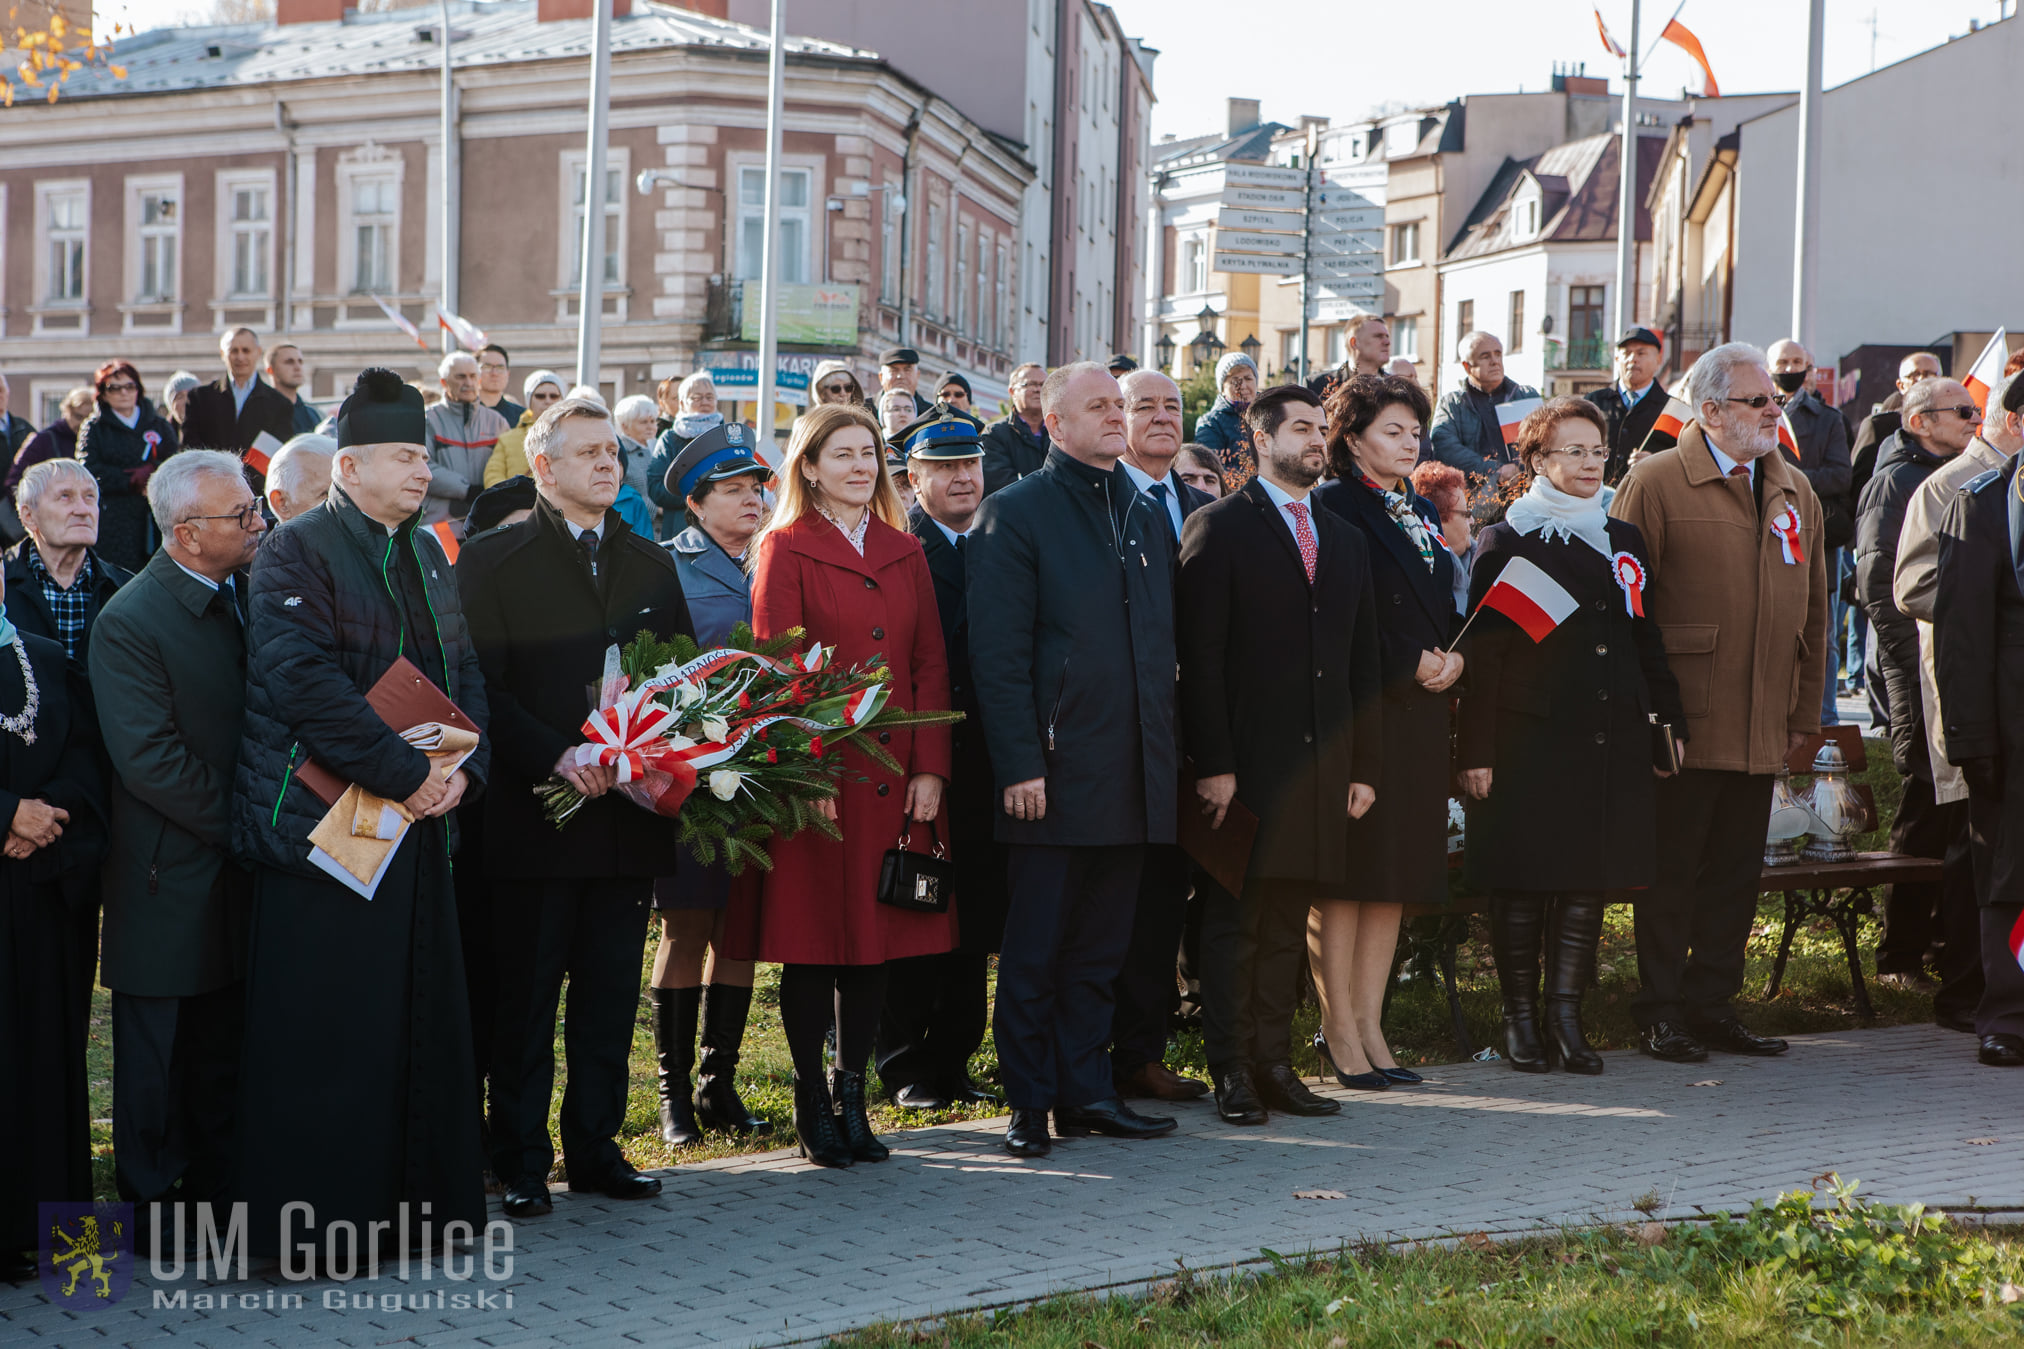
1214, 251, 1304, 275
1216, 231, 1305, 257
1220, 186, 1305, 210
1223, 163, 1309, 190
1215, 206, 1305, 233
1312, 251, 1382, 277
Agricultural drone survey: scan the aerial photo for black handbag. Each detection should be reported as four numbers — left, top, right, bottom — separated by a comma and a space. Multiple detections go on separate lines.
876, 819, 955, 914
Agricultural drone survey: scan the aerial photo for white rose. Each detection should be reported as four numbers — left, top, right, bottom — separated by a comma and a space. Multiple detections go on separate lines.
701, 715, 730, 742
708, 769, 742, 801
671, 681, 703, 708
663, 732, 697, 751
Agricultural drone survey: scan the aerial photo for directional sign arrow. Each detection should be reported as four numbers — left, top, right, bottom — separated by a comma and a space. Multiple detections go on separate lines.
1215, 231, 1305, 258
1214, 251, 1304, 276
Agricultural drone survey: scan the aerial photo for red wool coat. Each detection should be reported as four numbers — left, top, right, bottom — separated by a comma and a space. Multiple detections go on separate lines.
721, 510, 955, 965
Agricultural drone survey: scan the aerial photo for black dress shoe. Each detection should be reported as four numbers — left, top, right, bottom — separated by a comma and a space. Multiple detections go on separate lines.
1979, 1033, 2024, 1067
948, 1075, 1001, 1104
1640, 1021, 1710, 1063
1256, 1063, 1341, 1116
1004, 1108, 1052, 1157
1212, 1066, 1268, 1125
893, 1082, 952, 1111
570, 1163, 663, 1200
1055, 1096, 1177, 1139
1691, 1018, 1788, 1056
501, 1178, 552, 1218
1378, 1066, 1424, 1085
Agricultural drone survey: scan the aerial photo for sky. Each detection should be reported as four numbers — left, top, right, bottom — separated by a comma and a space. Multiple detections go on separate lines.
91, 0, 2013, 128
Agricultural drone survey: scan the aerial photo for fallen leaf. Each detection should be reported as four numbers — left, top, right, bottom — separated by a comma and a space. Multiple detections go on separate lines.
1635, 1222, 1667, 1246
1294, 1189, 1348, 1200
1966, 1137, 1998, 1146
1461, 1231, 1495, 1251
1999, 1282, 2020, 1303
1687, 1079, 1723, 1087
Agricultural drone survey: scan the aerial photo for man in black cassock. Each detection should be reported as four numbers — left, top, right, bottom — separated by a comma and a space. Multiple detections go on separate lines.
228, 369, 491, 1260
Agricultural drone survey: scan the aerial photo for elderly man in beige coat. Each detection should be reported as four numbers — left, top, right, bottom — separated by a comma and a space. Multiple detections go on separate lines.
1892, 369, 2023, 1030
1611, 342, 1829, 1065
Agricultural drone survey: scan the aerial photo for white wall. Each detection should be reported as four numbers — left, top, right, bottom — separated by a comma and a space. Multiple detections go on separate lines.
1439, 248, 1550, 390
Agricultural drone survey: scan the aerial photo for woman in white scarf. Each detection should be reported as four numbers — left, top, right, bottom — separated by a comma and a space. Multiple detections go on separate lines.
671, 371, 725, 440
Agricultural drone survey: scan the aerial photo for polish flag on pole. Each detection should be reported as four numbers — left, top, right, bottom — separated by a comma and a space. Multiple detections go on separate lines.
1777, 408, 1803, 463
371, 293, 430, 350
2010, 908, 2024, 975
1478, 555, 1581, 643
1652, 395, 1695, 440
1594, 8, 1627, 58
435, 302, 488, 353
1964, 328, 2008, 413
1496, 397, 1544, 447
1661, 18, 1720, 96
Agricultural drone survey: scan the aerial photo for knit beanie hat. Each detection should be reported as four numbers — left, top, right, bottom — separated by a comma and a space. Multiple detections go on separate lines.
1215, 351, 1257, 392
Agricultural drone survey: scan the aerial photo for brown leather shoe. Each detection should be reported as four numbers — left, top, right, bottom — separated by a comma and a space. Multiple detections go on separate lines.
1116, 1061, 1210, 1101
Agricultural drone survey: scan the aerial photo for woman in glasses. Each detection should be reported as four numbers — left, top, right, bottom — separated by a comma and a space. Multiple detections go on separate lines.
810, 360, 866, 408
79, 361, 180, 572
1456, 398, 1682, 1074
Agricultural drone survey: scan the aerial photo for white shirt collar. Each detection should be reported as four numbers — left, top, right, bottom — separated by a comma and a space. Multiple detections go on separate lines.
1255, 474, 1312, 510
1621, 378, 1655, 404
1705, 439, 1754, 481
1117, 460, 1160, 493
926, 515, 967, 547
170, 556, 222, 592
1119, 459, 1185, 532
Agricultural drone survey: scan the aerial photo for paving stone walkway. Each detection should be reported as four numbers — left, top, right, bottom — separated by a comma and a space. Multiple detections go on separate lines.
6, 1022, 2019, 1347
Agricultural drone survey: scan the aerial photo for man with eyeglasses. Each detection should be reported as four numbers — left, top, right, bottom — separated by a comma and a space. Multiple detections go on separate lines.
981, 362, 1049, 497
478, 345, 525, 427
1857, 376, 1980, 996
1851, 350, 1943, 502
1609, 342, 1827, 1066
1429, 331, 1540, 485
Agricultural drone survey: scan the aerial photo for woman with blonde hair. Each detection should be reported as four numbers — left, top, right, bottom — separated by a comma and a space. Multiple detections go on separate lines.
721, 402, 952, 1168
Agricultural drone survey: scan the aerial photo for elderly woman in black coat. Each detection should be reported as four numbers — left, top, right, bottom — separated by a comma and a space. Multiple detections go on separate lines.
1310, 373, 1459, 1089
1457, 398, 1683, 1073
78, 360, 180, 573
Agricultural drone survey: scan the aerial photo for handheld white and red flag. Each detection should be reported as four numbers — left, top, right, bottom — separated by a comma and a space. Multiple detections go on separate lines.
2010, 908, 2024, 976
1478, 555, 1580, 643
1652, 395, 1695, 440
371, 293, 430, 350
1777, 407, 1802, 463
1594, 8, 1627, 58
1964, 329, 2008, 413
1496, 397, 1544, 447
434, 302, 488, 353
1769, 503, 1806, 565
1610, 550, 1647, 617
1661, 18, 1720, 96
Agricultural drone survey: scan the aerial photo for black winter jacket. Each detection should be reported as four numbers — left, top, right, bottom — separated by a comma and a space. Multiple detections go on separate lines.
79, 397, 179, 573
230, 485, 490, 876
1855, 429, 1951, 775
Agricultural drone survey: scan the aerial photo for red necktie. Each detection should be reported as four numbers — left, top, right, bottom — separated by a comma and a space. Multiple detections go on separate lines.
1728, 465, 1749, 479
1286, 501, 1318, 584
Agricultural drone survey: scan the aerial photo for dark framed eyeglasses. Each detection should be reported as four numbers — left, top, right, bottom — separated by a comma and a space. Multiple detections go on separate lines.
1925, 404, 1983, 422
1724, 395, 1776, 410
102, 381, 138, 394
182, 503, 264, 531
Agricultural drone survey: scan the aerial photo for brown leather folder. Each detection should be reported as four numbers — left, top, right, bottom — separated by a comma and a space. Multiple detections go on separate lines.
293, 655, 481, 807
1176, 769, 1259, 897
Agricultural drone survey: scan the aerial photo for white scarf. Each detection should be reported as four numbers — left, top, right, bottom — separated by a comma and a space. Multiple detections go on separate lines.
1504, 475, 1612, 558
673, 410, 723, 439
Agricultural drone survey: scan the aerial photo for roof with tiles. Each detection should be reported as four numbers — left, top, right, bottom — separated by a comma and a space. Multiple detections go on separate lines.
1444, 130, 1665, 261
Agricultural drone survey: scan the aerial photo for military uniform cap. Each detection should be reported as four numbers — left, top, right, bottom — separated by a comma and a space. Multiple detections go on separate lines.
664, 421, 773, 500
892, 406, 985, 460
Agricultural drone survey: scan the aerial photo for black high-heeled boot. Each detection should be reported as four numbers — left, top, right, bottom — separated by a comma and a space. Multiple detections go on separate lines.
650, 986, 704, 1146
694, 983, 773, 1135
1491, 893, 1549, 1072
793, 1072, 854, 1168
830, 1068, 890, 1162
1544, 892, 1606, 1075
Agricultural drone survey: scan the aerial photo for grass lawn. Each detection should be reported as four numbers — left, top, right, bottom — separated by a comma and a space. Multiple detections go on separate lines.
81, 741, 1935, 1192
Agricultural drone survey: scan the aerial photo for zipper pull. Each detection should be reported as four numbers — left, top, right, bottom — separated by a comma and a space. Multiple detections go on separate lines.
1046, 724, 1056, 751
148, 863, 159, 896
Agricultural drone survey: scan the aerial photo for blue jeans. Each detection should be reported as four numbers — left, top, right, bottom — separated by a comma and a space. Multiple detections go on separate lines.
1820, 547, 1842, 725
1842, 552, 1868, 688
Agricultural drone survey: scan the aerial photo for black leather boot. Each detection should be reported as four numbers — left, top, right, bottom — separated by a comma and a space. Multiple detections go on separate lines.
1545, 893, 1606, 1075
694, 983, 773, 1135
650, 986, 704, 1147
830, 1068, 890, 1163
792, 1072, 853, 1168
1491, 892, 1549, 1072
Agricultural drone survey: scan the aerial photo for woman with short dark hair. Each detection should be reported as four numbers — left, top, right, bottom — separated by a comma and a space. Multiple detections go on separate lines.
1456, 397, 1683, 1073
78, 361, 179, 572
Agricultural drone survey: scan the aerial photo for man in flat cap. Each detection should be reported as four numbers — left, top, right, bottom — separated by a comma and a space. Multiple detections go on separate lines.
876, 409, 1005, 1110
229, 367, 492, 1258
880, 347, 933, 417
1587, 326, 1671, 485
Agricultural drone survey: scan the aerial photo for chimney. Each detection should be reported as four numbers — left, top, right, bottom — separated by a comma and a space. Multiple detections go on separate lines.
277, 0, 349, 23
1226, 97, 1260, 138
538, 0, 634, 19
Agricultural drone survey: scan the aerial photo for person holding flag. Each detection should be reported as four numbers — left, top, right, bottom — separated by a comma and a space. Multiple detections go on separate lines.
1587, 327, 1672, 485
1456, 398, 1683, 1075
1429, 332, 1540, 486
1608, 342, 1827, 1065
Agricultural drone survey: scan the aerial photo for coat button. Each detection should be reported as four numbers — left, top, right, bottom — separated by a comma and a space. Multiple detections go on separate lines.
1595, 643, 1608, 656
863, 577, 876, 589
1597, 689, 1608, 701
1392, 594, 1402, 605
877, 782, 891, 796
1315, 668, 1324, 678
877, 731, 891, 744
1592, 600, 1606, 612
1304, 733, 1314, 744
1594, 731, 1607, 744
607, 626, 619, 638
872, 626, 885, 640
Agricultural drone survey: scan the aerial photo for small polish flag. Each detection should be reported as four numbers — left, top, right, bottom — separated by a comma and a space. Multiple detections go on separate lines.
1964, 328, 2008, 413
244, 430, 284, 478
1478, 555, 1580, 643
2010, 908, 2024, 975
1496, 397, 1544, 447
1777, 408, 1802, 463
1652, 395, 1695, 440
435, 302, 488, 353
1594, 8, 1627, 59
371, 293, 431, 350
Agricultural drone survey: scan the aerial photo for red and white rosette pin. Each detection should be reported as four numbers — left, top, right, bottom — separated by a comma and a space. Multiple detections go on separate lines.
1610, 551, 1646, 618
142, 429, 161, 461
1769, 504, 1805, 566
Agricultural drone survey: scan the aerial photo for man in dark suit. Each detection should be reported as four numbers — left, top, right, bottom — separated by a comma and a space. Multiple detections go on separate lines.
874, 410, 1006, 1110
90, 450, 264, 1231
1109, 368, 1214, 1104
180, 327, 299, 457
1586, 327, 1671, 484
458, 396, 695, 1218
969, 361, 1181, 1158
4, 459, 130, 665
1180, 385, 1384, 1123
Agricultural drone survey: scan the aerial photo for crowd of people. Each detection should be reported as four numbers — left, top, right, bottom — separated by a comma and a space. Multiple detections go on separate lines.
2, 311, 2020, 1278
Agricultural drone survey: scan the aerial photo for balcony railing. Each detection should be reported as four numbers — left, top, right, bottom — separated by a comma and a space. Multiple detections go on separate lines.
1545, 335, 1612, 371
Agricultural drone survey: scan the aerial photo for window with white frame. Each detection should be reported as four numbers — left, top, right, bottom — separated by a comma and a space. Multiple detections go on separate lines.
563, 149, 628, 290
735, 164, 812, 285
351, 174, 397, 293
975, 226, 990, 344
225, 177, 272, 298
924, 200, 943, 319
45, 186, 86, 303
1183, 236, 1206, 294
997, 240, 1012, 351
1279, 330, 1298, 369
1390, 220, 1421, 266
955, 222, 970, 335
132, 182, 180, 303
1393, 315, 1419, 361
879, 181, 899, 304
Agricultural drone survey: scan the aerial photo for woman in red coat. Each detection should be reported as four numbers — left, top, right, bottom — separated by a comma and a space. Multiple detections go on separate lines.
725, 402, 951, 1168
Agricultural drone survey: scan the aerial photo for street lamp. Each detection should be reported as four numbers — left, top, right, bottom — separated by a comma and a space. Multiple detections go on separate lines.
1155, 331, 1176, 371
1239, 332, 1262, 367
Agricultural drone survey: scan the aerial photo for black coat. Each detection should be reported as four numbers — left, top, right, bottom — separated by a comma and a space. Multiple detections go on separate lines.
1587, 384, 1671, 485
230, 485, 491, 876
1784, 390, 1854, 549
1458, 520, 1684, 893
1856, 429, 1951, 776
180, 375, 296, 456
979, 414, 1050, 498
78, 398, 179, 573
1934, 457, 2024, 908
457, 496, 694, 880
1849, 399, 1903, 505
968, 447, 1179, 848
1178, 479, 1382, 884
1312, 473, 1458, 906
2, 540, 129, 666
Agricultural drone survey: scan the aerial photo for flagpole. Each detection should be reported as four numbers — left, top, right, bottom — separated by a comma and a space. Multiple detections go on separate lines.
1790, 0, 1825, 349
754, 0, 787, 447
439, 0, 456, 357
573, 0, 613, 392
1613, 0, 1641, 338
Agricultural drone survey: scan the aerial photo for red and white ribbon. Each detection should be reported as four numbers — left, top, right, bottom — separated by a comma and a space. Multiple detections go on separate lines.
1769, 505, 1805, 565
576, 687, 678, 783
1610, 551, 1646, 618
142, 429, 161, 461
634, 642, 832, 699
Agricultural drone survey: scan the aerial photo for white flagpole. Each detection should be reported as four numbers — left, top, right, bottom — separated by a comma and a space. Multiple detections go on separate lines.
755, 0, 787, 445
573, 0, 613, 391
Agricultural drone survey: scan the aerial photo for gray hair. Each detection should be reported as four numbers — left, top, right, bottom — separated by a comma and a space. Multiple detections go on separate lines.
14, 458, 94, 519
613, 394, 658, 431
1455, 330, 1501, 362
437, 350, 478, 381
218, 326, 260, 352
1682, 341, 1770, 416
268, 434, 336, 500
147, 449, 247, 537
524, 395, 613, 466
1039, 360, 1113, 418
1993, 371, 2023, 429
162, 370, 202, 404
677, 371, 715, 404
1901, 375, 1963, 424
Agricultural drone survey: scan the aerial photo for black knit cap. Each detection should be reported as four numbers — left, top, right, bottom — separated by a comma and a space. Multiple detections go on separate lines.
335, 367, 427, 449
